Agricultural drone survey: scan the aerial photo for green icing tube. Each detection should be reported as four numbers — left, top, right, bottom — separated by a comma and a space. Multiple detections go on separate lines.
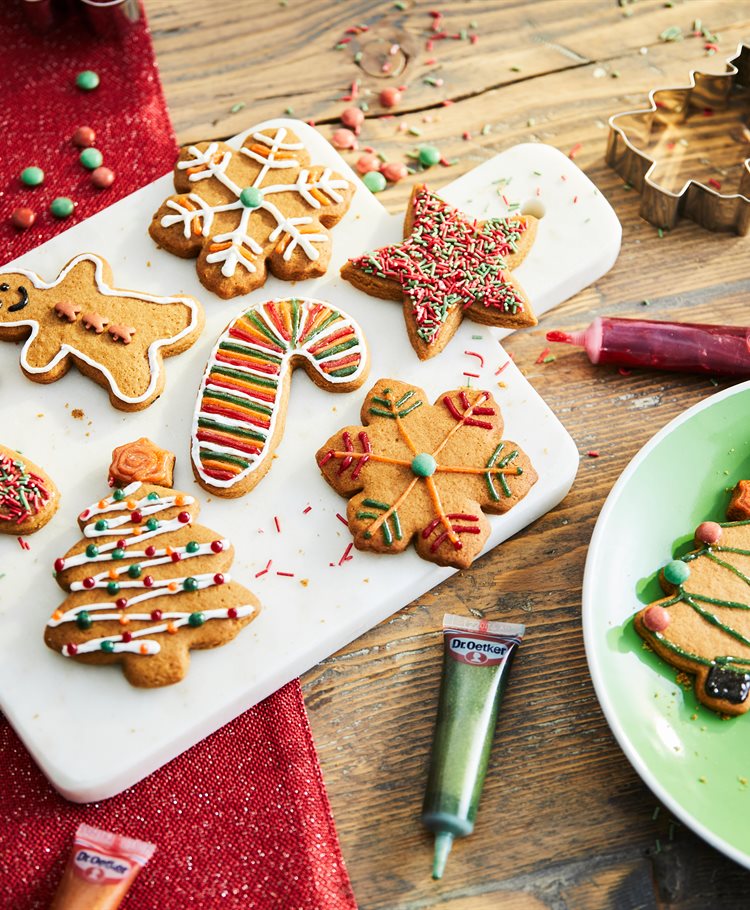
422, 613, 525, 879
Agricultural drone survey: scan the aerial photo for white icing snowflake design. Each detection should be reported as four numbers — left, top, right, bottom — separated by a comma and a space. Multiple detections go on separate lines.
151, 127, 354, 298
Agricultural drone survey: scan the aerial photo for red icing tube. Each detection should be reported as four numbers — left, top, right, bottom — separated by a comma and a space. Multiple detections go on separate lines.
547, 317, 750, 377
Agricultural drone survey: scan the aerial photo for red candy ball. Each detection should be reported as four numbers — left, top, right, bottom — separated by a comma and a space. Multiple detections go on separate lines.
130, 510, 142, 523
115, 598, 128, 610
143, 575, 154, 588
356, 153, 380, 175
213, 573, 225, 585
91, 166, 115, 189
82, 577, 95, 589
380, 161, 409, 183
210, 540, 224, 553
121, 631, 133, 643
379, 87, 402, 109
227, 608, 238, 619
54, 558, 65, 573
72, 126, 96, 147
695, 521, 722, 545
331, 128, 358, 150
171, 552, 182, 562
643, 605, 671, 633
117, 539, 126, 548
66, 643, 78, 656
151, 609, 163, 621
145, 546, 156, 557
178, 511, 191, 524
341, 107, 365, 134
11, 207, 36, 230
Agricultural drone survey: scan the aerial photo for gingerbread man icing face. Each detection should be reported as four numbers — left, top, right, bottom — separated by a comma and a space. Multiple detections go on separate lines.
0, 254, 205, 411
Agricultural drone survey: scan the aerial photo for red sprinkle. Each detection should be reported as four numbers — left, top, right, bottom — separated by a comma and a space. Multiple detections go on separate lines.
587, 450, 600, 458
568, 142, 582, 160
338, 543, 354, 566
618, 367, 632, 376
255, 559, 272, 578
274, 515, 281, 534
463, 371, 480, 379
495, 359, 511, 375
708, 178, 722, 190
276, 571, 295, 578
464, 350, 485, 367
535, 347, 551, 364
17, 537, 29, 550
303, 505, 312, 514
336, 512, 349, 527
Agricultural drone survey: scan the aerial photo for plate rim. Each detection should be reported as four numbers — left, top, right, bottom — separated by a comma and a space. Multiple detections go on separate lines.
582, 378, 750, 869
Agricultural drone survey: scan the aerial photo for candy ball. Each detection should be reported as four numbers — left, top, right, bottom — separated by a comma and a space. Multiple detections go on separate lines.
91, 166, 115, 189
695, 521, 722, 545
418, 145, 441, 167
50, 197, 75, 218
239, 186, 263, 208
76, 70, 100, 91
356, 153, 380, 174
11, 207, 36, 230
381, 161, 409, 183
20, 166, 44, 187
379, 87, 402, 108
331, 128, 358, 150
80, 147, 103, 170
341, 107, 365, 134
73, 126, 96, 147
363, 170, 387, 193
643, 605, 671, 633
662, 559, 690, 586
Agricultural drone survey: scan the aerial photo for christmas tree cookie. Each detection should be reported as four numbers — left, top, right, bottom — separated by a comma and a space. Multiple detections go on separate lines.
0, 254, 204, 411
45, 439, 260, 687
150, 126, 354, 299
0, 444, 59, 535
316, 379, 537, 569
634, 482, 750, 715
340, 184, 538, 360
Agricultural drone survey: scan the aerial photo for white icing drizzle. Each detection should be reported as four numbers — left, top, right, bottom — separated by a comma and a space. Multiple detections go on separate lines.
159, 127, 351, 278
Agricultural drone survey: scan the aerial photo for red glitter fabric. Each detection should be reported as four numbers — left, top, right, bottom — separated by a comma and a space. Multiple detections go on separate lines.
0, 5, 356, 909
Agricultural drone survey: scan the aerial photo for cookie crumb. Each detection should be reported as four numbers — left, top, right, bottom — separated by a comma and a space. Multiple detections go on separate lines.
71, 408, 85, 420
300, 579, 309, 587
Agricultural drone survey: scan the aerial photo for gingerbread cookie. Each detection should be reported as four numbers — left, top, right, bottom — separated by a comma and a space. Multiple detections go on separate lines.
192, 297, 369, 497
0, 444, 59, 534
634, 486, 750, 715
316, 379, 537, 569
340, 184, 537, 360
0, 254, 204, 411
149, 126, 355, 299
45, 439, 261, 688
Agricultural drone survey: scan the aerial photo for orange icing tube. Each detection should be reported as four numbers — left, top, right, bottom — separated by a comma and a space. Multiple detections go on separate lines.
50, 824, 155, 910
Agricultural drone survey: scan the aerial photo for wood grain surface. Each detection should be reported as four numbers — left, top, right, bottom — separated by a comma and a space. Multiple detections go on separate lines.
146, 1, 750, 907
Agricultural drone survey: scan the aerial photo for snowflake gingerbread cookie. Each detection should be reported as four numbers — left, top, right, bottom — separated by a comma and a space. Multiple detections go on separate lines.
340, 184, 538, 360
316, 379, 537, 569
0, 254, 204, 411
150, 126, 355, 299
45, 439, 261, 688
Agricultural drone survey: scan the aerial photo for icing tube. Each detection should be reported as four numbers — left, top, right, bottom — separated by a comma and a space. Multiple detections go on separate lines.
422, 613, 525, 880
50, 824, 155, 910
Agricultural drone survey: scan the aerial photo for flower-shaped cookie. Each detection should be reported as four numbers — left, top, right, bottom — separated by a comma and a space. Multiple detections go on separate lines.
150, 126, 355, 298
317, 379, 537, 568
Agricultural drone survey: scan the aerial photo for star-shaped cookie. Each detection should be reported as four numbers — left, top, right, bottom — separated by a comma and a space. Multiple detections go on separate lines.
341, 184, 538, 360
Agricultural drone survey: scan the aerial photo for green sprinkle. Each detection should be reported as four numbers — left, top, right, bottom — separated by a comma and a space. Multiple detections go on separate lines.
408, 126, 423, 136
658, 227, 664, 238
641, 299, 651, 306
623, 182, 633, 190
481, 123, 491, 135
510, 65, 521, 72
542, 354, 556, 363
354, 51, 363, 63
660, 25, 683, 42
611, 70, 620, 79
393, 0, 407, 7
284, 107, 294, 115
651, 806, 661, 821
230, 102, 246, 114
710, 378, 720, 387
334, 42, 347, 50
527, 117, 536, 127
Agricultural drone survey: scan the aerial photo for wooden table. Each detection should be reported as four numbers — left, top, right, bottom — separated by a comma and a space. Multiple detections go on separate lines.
146, 2, 750, 906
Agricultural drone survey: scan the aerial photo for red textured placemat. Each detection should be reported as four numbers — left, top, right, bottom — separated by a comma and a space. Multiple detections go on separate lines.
0, 5, 357, 908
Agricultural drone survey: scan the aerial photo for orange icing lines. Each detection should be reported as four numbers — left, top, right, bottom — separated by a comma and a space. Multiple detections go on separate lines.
362, 476, 420, 540
248, 143, 297, 160
186, 151, 224, 175
200, 456, 243, 476
436, 463, 522, 477
274, 226, 321, 256
328, 450, 411, 469
423, 475, 461, 550
384, 388, 419, 456
208, 241, 232, 253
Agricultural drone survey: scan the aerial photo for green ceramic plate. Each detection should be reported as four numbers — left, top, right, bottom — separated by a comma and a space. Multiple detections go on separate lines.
583, 381, 750, 867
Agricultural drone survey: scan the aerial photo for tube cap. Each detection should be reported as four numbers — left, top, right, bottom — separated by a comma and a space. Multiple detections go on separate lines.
432, 831, 454, 879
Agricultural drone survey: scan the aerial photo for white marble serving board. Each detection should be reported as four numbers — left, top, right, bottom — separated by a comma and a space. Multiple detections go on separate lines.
0, 120, 620, 801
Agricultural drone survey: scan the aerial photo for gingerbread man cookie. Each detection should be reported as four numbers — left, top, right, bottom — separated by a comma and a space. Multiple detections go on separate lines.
0, 254, 204, 411
341, 184, 537, 360
0, 443, 60, 535
316, 379, 537, 569
45, 439, 261, 688
149, 126, 354, 299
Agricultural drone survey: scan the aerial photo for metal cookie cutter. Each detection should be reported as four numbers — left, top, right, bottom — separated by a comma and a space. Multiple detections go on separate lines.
606, 42, 750, 235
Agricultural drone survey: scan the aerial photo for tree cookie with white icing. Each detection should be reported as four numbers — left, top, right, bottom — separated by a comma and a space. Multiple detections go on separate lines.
0, 443, 59, 535
149, 126, 354, 299
0, 254, 204, 411
191, 297, 369, 497
45, 439, 260, 688
316, 379, 537, 569
634, 482, 750, 716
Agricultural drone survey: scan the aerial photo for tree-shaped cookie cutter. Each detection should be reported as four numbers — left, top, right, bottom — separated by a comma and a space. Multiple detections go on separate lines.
606, 42, 750, 235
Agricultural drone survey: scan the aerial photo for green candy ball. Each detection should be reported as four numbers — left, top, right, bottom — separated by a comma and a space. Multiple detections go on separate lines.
146, 518, 159, 531
240, 186, 263, 208
101, 640, 116, 653
183, 577, 199, 592
85, 544, 99, 558
147, 492, 160, 500
113, 489, 125, 501
76, 70, 100, 91
186, 541, 200, 554
95, 519, 108, 531
362, 170, 386, 193
128, 564, 142, 579
663, 559, 690, 586
418, 145, 441, 167
50, 197, 75, 218
20, 166, 44, 187
112, 548, 125, 560
107, 580, 120, 595
76, 611, 92, 630
80, 147, 103, 170
410, 452, 437, 477
188, 611, 205, 627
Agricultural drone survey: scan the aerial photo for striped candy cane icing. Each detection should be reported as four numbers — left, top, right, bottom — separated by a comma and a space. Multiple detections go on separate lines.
49, 481, 256, 657
191, 297, 368, 491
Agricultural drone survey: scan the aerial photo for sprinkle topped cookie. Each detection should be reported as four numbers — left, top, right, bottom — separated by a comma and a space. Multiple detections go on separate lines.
150, 126, 355, 299
316, 379, 537, 568
0, 444, 59, 535
341, 184, 538, 360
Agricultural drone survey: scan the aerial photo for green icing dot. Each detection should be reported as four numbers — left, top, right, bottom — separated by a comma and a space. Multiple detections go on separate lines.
411, 452, 437, 477
113, 489, 125, 501
101, 640, 115, 653
95, 519, 108, 531
186, 541, 200, 553
128, 564, 142, 578
112, 548, 125, 560
146, 518, 159, 531
663, 559, 690, 585
80, 148, 103, 170
76, 70, 100, 91
418, 145, 441, 167
20, 166, 44, 187
50, 197, 74, 218
188, 611, 205, 627
76, 611, 92, 630
107, 581, 120, 595
85, 544, 99, 558
147, 492, 160, 500
183, 577, 199, 592
363, 170, 386, 193
240, 186, 263, 208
